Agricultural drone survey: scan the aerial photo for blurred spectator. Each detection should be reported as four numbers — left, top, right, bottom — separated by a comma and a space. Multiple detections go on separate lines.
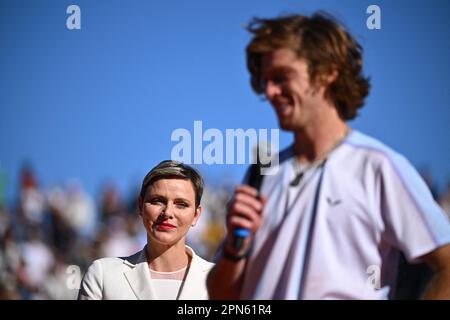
64, 179, 97, 240
0, 205, 11, 238
99, 183, 125, 224
41, 253, 79, 300
18, 165, 46, 227
98, 215, 141, 258
47, 185, 77, 256
20, 227, 55, 297
187, 186, 230, 261
0, 227, 21, 299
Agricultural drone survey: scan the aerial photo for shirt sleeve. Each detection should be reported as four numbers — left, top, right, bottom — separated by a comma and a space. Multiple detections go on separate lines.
77, 259, 103, 300
379, 153, 450, 263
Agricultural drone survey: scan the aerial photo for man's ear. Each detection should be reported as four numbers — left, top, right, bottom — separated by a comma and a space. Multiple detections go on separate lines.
310, 66, 338, 95
313, 68, 339, 96
320, 68, 339, 87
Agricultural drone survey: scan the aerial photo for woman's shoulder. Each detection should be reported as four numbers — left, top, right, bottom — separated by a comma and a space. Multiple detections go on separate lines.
88, 249, 146, 271
187, 246, 215, 271
196, 256, 215, 272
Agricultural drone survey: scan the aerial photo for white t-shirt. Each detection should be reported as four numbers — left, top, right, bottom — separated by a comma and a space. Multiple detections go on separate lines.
241, 130, 450, 299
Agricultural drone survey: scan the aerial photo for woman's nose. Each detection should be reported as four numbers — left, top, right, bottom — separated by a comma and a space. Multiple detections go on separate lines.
161, 203, 174, 218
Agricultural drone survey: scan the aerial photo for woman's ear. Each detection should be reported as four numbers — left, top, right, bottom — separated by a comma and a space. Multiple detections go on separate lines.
192, 205, 202, 226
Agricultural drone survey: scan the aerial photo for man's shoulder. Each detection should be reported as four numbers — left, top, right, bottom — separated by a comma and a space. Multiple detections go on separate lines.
343, 130, 407, 164
337, 130, 425, 186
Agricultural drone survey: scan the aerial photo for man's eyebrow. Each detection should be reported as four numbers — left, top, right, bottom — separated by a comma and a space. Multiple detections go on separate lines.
263, 66, 295, 77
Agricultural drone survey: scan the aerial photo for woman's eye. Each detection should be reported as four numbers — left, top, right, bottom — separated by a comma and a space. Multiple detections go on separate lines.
176, 203, 188, 209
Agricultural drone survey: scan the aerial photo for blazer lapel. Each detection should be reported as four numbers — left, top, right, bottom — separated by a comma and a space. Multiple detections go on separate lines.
177, 248, 207, 300
123, 249, 158, 300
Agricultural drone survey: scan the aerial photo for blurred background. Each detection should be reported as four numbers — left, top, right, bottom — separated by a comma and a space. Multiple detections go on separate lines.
0, 0, 449, 299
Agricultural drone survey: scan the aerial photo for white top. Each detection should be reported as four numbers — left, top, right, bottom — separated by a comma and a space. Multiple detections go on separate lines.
150, 279, 183, 300
149, 266, 187, 300
241, 130, 450, 299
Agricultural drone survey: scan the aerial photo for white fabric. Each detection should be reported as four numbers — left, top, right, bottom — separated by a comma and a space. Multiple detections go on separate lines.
150, 279, 183, 300
149, 266, 187, 280
241, 130, 450, 300
78, 245, 214, 300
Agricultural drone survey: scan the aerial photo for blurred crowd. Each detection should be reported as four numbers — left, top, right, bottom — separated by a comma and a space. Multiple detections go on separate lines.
0, 165, 231, 299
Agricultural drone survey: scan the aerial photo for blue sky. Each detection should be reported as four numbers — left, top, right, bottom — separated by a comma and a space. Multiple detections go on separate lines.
1, 0, 449, 205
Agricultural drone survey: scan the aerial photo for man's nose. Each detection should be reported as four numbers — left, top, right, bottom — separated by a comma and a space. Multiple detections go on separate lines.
264, 80, 282, 100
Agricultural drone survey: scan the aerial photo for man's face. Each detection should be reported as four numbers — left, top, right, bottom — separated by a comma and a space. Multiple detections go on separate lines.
260, 48, 326, 132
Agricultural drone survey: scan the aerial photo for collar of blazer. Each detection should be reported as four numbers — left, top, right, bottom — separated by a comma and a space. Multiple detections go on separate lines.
122, 245, 208, 300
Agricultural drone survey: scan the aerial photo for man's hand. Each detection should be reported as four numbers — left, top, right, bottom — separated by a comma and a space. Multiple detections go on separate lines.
225, 185, 266, 256
207, 185, 266, 300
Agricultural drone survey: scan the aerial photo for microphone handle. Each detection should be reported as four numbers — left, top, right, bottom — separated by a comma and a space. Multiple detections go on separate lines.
233, 228, 251, 251
232, 162, 264, 250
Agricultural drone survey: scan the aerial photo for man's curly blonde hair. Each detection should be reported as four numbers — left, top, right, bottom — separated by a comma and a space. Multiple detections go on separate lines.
246, 12, 370, 120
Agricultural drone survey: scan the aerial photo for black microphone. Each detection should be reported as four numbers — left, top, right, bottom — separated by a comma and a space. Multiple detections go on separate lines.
232, 159, 265, 251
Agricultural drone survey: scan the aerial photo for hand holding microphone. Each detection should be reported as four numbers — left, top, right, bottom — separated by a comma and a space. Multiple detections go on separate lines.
225, 162, 265, 261
232, 161, 264, 251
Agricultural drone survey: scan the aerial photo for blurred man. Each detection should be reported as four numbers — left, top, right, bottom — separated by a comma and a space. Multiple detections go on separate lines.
207, 12, 450, 299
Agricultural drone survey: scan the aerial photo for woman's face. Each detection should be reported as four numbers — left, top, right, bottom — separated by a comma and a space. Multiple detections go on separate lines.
139, 178, 201, 247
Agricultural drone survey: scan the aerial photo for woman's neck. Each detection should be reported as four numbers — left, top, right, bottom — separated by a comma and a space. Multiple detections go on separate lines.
145, 241, 190, 272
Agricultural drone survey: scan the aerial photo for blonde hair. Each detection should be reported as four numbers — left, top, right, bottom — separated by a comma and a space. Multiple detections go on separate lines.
140, 160, 204, 207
